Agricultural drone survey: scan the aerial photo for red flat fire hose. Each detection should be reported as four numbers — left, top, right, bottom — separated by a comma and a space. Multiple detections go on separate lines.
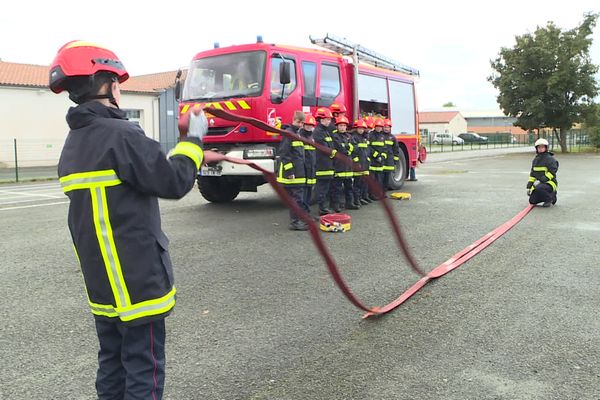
186, 107, 534, 317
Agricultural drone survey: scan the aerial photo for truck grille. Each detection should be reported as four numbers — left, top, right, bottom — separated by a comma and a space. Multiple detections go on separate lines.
206, 126, 235, 136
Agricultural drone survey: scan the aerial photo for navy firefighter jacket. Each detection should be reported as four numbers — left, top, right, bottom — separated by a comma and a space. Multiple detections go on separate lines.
58, 101, 203, 325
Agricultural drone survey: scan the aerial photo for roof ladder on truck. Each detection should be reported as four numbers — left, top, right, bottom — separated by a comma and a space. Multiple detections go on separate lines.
309, 33, 420, 119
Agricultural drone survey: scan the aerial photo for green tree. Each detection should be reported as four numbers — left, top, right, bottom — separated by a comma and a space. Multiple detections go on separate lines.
489, 13, 599, 152
583, 103, 600, 148
442, 102, 456, 108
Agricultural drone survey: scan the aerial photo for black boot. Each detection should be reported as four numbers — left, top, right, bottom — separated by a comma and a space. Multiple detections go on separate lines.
332, 203, 343, 213
319, 207, 333, 216
360, 198, 370, 205
289, 220, 309, 231
346, 202, 359, 210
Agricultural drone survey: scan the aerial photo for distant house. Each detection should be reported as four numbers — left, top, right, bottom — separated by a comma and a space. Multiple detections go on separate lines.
0, 61, 183, 167
462, 110, 527, 137
418, 111, 467, 139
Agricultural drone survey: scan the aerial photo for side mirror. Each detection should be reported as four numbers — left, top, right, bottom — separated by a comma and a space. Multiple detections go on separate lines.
279, 62, 291, 85
174, 69, 182, 101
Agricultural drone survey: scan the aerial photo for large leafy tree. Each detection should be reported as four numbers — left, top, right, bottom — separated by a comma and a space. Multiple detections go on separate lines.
489, 13, 599, 152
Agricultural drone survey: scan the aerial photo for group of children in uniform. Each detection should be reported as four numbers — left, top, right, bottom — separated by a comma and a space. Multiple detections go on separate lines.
277, 104, 402, 231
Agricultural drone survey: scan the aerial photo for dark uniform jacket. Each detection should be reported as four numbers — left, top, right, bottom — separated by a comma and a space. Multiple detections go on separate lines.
332, 131, 354, 178
277, 127, 306, 185
368, 130, 386, 172
527, 151, 559, 192
383, 132, 401, 171
299, 128, 317, 185
351, 131, 370, 175
58, 101, 203, 325
313, 122, 336, 178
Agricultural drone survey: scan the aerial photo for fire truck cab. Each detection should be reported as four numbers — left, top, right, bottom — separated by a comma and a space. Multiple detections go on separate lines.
178, 34, 420, 203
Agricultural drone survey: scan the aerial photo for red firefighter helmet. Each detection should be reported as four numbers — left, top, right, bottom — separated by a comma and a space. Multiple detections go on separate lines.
363, 116, 375, 129
374, 118, 385, 127
49, 40, 129, 94
384, 118, 392, 127
330, 103, 347, 113
314, 107, 333, 119
353, 119, 368, 129
304, 115, 317, 126
335, 116, 349, 125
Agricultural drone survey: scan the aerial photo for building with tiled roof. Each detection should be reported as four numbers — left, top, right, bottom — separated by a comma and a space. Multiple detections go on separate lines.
418, 111, 467, 139
0, 61, 183, 167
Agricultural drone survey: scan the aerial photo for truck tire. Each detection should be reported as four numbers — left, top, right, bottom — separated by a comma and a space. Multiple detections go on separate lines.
197, 176, 241, 203
387, 150, 407, 190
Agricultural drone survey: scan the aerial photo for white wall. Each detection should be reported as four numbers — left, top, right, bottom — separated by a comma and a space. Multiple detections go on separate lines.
0, 86, 158, 167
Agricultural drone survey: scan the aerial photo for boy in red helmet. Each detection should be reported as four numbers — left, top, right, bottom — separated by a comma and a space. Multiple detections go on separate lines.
331, 116, 359, 211
328, 103, 347, 134
313, 107, 337, 215
382, 118, 401, 189
50, 41, 204, 400
368, 118, 387, 199
351, 119, 371, 205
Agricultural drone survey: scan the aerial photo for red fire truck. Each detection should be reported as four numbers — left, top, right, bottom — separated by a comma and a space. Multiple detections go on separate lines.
177, 34, 421, 203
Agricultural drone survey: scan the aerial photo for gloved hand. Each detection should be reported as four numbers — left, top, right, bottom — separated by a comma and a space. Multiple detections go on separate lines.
188, 109, 208, 140
527, 189, 532, 196
533, 180, 540, 187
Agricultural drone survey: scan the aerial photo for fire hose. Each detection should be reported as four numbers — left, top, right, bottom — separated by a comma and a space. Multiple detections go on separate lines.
183, 107, 534, 318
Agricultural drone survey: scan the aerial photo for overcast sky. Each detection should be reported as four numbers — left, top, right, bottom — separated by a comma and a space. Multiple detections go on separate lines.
2, 0, 599, 111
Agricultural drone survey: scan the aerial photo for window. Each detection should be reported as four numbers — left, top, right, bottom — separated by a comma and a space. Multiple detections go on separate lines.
270, 57, 297, 101
183, 51, 266, 101
319, 63, 340, 102
302, 61, 317, 98
388, 80, 416, 134
358, 73, 388, 117
123, 109, 142, 126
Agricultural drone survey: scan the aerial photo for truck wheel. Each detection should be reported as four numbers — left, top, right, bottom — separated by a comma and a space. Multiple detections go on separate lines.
197, 176, 241, 203
387, 151, 407, 190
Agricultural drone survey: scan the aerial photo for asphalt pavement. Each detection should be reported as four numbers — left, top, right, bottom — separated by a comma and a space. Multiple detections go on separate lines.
1, 151, 599, 400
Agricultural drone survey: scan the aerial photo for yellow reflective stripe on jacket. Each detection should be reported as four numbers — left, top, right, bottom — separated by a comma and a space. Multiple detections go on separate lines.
532, 166, 556, 183
91, 186, 131, 309
324, 137, 333, 142
304, 145, 316, 150
277, 162, 306, 185
283, 162, 294, 170
306, 178, 317, 185
353, 170, 369, 176
373, 151, 379, 157
329, 149, 337, 159
369, 166, 384, 171
358, 143, 368, 148
528, 176, 536, 182
383, 165, 395, 171
353, 157, 359, 162
348, 143, 354, 153
316, 170, 335, 176
168, 141, 204, 170
384, 140, 394, 145
291, 141, 304, 147
370, 141, 385, 146
548, 181, 557, 191
88, 287, 177, 321
394, 156, 399, 161
335, 172, 354, 178
60, 169, 121, 193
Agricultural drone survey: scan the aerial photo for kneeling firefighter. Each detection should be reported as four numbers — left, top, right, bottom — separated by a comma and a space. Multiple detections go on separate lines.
526, 138, 559, 207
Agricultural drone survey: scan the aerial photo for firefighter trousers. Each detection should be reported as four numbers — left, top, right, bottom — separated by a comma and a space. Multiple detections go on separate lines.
95, 318, 166, 400
529, 183, 557, 205
315, 178, 333, 210
285, 186, 307, 222
353, 176, 368, 201
331, 178, 354, 206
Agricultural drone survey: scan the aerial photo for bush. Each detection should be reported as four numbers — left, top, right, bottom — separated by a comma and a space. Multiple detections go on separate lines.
589, 126, 600, 148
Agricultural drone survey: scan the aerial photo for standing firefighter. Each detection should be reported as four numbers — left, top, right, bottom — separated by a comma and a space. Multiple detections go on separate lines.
278, 112, 309, 230
527, 138, 559, 207
300, 115, 318, 215
351, 119, 371, 205
49, 41, 205, 400
331, 116, 358, 211
382, 118, 401, 189
368, 118, 387, 199
313, 107, 337, 215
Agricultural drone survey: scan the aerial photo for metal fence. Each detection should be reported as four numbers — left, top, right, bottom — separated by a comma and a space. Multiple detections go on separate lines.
421, 130, 591, 153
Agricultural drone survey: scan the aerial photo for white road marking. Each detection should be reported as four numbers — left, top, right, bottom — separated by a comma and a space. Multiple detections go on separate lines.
0, 201, 69, 211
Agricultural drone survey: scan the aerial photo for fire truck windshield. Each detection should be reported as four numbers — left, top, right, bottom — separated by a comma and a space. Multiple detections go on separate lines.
182, 51, 266, 101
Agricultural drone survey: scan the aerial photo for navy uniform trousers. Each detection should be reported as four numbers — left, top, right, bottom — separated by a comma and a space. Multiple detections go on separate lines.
95, 318, 166, 400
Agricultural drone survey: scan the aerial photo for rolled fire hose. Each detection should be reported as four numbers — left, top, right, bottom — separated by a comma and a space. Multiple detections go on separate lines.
182, 107, 533, 317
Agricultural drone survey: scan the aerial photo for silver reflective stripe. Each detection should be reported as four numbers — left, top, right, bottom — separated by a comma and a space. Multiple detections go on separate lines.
93, 187, 128, 308
119, 296, 176, 319
61, 173, 119, 187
